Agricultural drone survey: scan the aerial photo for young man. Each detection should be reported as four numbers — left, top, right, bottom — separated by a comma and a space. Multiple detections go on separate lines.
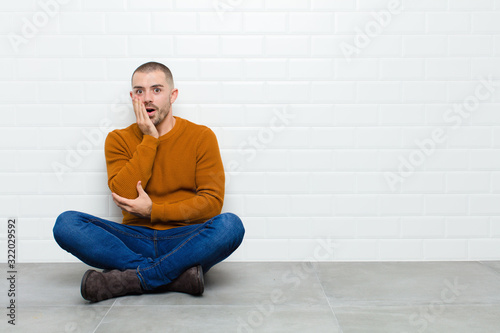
53, 62, 245, 302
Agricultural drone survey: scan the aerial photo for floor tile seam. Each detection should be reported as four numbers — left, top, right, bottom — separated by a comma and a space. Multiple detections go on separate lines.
91, 299, 117, 333
4, 303, 337, 308
13, 304, 113, 308
313, 266, 344, 333
109, 303, 333, 308
329, 300, 500, 307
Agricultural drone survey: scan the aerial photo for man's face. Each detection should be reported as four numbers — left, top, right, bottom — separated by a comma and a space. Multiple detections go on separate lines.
130, 70, 174, 126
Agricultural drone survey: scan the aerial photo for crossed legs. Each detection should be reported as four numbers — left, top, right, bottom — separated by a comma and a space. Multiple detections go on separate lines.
53, 211, 244, 300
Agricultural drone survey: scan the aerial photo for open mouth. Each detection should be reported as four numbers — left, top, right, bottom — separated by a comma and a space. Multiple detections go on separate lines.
146, 107, 156, 115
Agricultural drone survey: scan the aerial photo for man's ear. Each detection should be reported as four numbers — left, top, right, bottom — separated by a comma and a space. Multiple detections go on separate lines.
170, 88, 179, 104
130, 91, 133, 99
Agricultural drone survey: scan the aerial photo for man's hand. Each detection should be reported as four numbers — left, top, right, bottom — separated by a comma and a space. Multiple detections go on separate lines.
133, 96, 159, 139
112, 181, 153, 219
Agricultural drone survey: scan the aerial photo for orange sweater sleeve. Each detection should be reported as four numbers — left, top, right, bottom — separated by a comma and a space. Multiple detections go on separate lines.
105, 131, 159, 199
150, 128, 225, 225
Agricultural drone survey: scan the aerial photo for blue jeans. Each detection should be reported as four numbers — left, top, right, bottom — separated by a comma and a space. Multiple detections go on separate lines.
53, 211, 245, 290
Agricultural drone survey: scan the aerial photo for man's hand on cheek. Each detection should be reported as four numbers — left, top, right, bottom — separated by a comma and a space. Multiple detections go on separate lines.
112, 181, 153, 219
132, 96, 159, 139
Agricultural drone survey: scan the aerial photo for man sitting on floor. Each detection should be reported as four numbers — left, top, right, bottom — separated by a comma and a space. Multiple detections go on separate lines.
53, 61, 245, 302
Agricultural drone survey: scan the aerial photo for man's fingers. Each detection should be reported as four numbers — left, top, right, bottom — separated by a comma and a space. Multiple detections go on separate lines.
137, 98, 147, 119
132, 97, 146, 122
141, 104, 151, 125
111, 193, 123, 207
111, 192, 122, 201
133, 98, 153, 128
111, 187, 151, 218
112, 197, 124, 210
132, 97, 140, 118
136, 181, 147, 196
137, 101, 146, 122
131, 95, 158, 138
112, 192, 130, 207
113, 200, 129, 212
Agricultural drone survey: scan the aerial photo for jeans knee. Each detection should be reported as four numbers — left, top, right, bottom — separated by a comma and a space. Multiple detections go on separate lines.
53, 210, 79, 242
220, 212, 245, 243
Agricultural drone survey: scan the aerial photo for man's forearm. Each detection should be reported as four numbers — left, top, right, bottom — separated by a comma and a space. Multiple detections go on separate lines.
150, 191, 224, 225
106, 134, 159, 199
112, 181, 153, 219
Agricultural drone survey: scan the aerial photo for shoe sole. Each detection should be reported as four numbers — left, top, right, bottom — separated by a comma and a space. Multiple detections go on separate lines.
197, 265, 204, 296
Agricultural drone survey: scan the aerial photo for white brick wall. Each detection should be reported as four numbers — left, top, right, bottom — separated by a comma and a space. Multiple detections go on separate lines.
1, 0, 500, 262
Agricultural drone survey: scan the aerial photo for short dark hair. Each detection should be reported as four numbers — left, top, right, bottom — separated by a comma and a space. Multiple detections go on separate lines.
131, 62, 174, 88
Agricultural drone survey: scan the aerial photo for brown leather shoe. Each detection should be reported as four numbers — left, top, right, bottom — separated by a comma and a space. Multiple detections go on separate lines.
155, 265, 204, 296
81, 269, 143, 302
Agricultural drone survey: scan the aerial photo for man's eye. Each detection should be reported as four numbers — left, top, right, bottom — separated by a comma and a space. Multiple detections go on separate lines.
154, 88, 161, 93
136, 90, 143, 94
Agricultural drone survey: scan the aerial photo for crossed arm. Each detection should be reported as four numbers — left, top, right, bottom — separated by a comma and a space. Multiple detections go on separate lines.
109, 96, 157, 219
106, 96, 224, 225
112, 180, 152, 219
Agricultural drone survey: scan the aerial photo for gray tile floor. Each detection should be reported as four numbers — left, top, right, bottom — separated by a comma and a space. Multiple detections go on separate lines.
2, 261, 500, 332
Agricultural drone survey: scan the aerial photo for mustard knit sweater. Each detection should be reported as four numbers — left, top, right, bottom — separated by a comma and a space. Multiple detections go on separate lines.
104, 116, 225, 230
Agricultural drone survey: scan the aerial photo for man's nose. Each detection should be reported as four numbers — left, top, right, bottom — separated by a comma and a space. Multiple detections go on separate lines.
143, 91, 153, 103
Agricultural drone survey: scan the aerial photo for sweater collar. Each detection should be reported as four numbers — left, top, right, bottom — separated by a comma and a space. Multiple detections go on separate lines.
159, 116, 184, 141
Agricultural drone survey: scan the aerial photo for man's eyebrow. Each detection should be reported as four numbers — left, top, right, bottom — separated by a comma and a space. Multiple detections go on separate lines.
132, 84, 165, 89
